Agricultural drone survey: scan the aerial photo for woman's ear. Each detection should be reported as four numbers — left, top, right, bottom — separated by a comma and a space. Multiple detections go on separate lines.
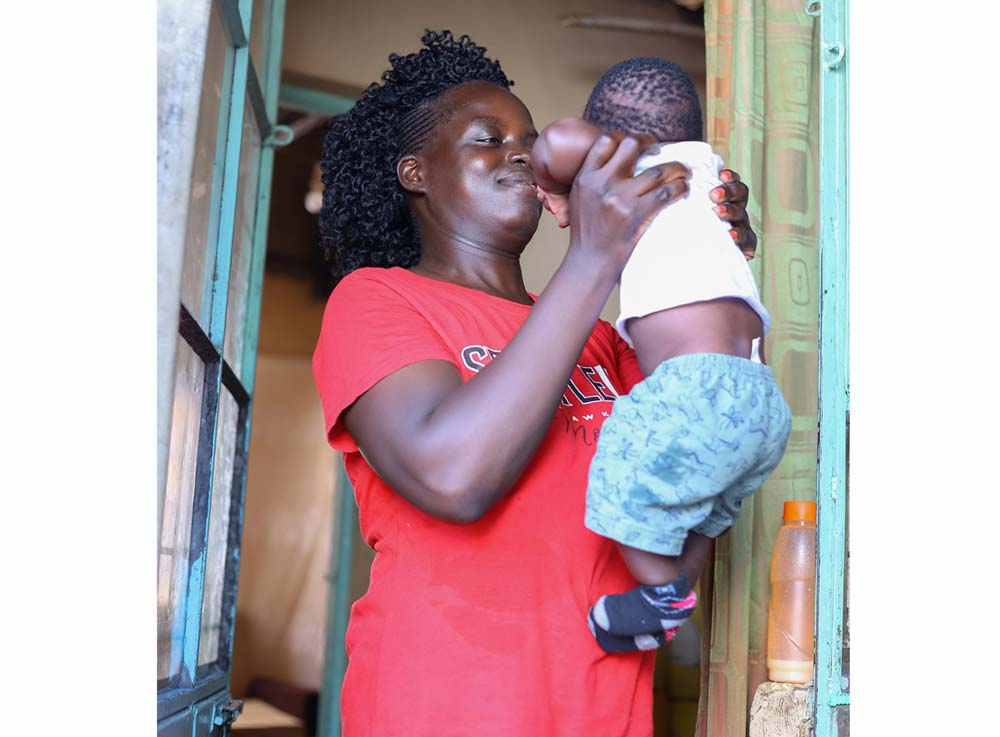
397, 155, 426, 194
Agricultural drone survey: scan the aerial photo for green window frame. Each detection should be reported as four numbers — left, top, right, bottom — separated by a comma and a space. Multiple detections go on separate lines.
157, 1, 288, 733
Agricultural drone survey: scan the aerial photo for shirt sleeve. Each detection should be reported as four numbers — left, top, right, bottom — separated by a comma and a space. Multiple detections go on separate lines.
609, 323, 645, 394
312, 270, 456, 452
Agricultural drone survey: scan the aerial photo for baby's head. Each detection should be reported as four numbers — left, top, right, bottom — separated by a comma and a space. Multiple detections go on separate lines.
583, 57, 702, 143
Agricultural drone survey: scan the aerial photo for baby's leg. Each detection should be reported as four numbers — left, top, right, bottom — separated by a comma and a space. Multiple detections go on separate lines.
587, 534, 710, 652
691, 375, 792, 539
618, 543, 683, 585
585, 350, 769, 652
621, 530, 711, 586
590, 533, 708, 635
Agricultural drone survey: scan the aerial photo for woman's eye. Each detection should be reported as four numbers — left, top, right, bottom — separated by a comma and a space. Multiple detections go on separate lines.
478, 136, 501, 144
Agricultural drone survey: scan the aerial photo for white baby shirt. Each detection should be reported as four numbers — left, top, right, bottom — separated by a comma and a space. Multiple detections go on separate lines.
616, 141, 770, 358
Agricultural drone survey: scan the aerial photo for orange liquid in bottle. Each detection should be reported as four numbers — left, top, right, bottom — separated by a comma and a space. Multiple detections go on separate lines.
766, 501, 816, 684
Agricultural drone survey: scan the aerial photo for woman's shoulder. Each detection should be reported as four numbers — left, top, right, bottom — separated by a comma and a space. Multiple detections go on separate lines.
319, 266, 462, 342
331, 266, 467, 300
325, 267, 415, 313
334, 265, 409, 293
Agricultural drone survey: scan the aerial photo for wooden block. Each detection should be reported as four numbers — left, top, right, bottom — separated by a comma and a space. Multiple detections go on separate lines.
749, 681, 812, 737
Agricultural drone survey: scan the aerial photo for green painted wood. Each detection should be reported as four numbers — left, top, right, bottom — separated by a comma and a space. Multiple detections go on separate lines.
161, 4, 290, 736
159, 674, 229, 722
158, 705, 197, 737
279, 84, 355, 116
206, 47, 250, 348
240, 0, 285, 395
180, 3, 255, 696
195, 0, 256, 337
179, 347, 224, 687
221, 0, 288, 687
198, 19, 237, 329
246, 62, 273, 143
220, 0, 250, 48
318, 461, 357, 737
814, 1, 850, 736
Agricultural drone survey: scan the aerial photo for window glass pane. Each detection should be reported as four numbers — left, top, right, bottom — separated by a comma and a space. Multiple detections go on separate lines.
249, 0, 274, 98
223, 94, 262, 378
181, 1, 229, 320
158, 337, 206, 683
198, 386, 240, 666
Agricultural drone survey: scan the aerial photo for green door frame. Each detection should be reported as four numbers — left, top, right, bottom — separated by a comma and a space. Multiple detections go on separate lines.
813, 0, 850, 735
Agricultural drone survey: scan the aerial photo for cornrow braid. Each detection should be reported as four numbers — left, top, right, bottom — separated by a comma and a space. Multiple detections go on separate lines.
583, 57, 702, 143
396, 105, 440, 158
319, 29, 513, 284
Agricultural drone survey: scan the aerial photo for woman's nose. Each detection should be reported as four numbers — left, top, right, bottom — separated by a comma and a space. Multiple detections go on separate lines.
507, 147, 531, 167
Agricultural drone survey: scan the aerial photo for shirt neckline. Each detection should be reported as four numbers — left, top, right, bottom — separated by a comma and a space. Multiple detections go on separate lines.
390, 267, 537, 314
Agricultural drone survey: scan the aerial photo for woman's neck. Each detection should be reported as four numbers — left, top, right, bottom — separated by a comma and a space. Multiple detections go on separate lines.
411, 242, 533, 305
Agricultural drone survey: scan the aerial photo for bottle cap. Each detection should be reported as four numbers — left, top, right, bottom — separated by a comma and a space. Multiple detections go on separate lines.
783, 500, 816, 522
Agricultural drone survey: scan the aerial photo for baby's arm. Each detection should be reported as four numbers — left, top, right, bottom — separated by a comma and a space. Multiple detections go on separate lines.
532, 118, 653, 227
532, 118, 604, 227
533, 118, 604, 192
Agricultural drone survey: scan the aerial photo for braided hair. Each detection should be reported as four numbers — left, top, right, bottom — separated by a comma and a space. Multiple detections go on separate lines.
583, 57, 702, 143
319, 30, 513, 284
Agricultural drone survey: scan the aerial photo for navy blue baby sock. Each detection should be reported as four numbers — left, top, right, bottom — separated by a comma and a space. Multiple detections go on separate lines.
588, 572, 698, 652
587, 611, 680, 653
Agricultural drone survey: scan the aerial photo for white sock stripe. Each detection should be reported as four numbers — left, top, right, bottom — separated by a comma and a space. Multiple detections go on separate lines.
634, 633, 661, 650
592, 597, 611, 630
659, 613, 692, 628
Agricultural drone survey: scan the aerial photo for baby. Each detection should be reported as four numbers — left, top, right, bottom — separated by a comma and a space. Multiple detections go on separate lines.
532, 58, 792, 653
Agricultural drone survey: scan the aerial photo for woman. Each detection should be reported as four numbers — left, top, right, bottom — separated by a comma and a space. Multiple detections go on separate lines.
313, 30, 757, 737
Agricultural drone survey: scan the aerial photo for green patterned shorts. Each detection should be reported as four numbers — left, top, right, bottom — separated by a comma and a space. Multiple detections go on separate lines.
585, 353, 791, 556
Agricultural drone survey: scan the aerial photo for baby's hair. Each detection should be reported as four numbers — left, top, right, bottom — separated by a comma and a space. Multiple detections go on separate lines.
319, 30, 513, 284
582, 57, 702, 143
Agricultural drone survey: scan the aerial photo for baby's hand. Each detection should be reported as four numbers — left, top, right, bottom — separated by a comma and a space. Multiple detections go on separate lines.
537, 188, 572, 228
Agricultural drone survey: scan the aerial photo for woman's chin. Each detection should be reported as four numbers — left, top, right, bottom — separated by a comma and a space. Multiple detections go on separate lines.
500, 199, 543, 239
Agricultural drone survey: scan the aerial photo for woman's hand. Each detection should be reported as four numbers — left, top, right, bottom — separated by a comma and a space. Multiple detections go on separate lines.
710, 169, 757, 260
567, 134, 691, 278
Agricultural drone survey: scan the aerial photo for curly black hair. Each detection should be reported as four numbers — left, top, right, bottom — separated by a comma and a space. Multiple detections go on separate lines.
319, 30, 513, 284
583, 57, 702, 143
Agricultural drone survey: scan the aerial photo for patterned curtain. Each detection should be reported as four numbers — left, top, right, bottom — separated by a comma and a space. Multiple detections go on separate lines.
696, 2, 820, 735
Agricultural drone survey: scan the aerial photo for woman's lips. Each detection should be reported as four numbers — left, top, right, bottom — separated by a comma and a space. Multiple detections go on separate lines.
497, 172, 537, 189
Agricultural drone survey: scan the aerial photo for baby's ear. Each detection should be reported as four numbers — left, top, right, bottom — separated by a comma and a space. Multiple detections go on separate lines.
397, 155, 426, 194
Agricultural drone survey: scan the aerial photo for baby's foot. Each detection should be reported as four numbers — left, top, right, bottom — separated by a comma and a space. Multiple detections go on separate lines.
587, 609, 681, 653
589, 571, 697, 637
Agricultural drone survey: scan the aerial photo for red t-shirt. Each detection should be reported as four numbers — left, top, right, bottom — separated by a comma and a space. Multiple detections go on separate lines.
312, 267, 652, 737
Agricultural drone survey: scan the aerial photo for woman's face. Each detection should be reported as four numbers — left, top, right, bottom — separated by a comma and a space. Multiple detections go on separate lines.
403, 81, 542, 248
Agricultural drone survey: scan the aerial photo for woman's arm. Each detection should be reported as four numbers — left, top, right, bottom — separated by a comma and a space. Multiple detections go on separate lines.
343, 135, 690, 524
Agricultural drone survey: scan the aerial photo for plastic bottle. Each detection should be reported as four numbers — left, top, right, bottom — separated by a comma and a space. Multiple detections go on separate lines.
766, 500, 816, 684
